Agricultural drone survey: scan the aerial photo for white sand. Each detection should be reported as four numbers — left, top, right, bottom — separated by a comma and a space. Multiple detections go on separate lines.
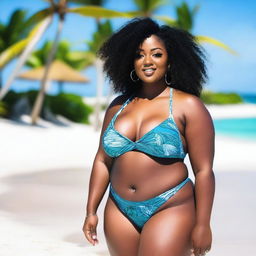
0, 104, 256, 256
207, 103, 256, 118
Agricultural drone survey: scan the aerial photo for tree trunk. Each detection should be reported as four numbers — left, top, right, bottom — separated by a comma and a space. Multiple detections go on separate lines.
94, 58, 104, 131
31, 17, 64, 125
0, 16, 53, 100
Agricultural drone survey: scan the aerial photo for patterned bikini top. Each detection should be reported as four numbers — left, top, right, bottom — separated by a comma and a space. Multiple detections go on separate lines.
102, 88, 186, 159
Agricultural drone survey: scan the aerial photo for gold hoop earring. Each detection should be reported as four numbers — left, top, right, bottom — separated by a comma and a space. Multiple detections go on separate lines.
165, 73, 171, 85
165, 66, 171, 85
130, 69, 139, 82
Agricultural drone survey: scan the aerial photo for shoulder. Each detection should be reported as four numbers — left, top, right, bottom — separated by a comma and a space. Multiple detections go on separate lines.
101, 94, 130, 127
108, 94, 129, 108
106, 94, 130, 114
174, 88, 206, 113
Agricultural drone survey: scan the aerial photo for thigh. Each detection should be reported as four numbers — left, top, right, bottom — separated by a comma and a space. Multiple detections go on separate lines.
138, 193, 195, 256
104, 197, 140, 256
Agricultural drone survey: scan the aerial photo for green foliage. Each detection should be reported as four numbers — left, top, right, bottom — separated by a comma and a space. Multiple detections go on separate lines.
25, 40, 88, 70
171, 2, 200, 32
134, 0, 165, 15
47, 93, 93, 123
0, 101, 8, 117
2, 90, 21, 106
87, 20, 113, 54
0, 9, 43, 69
201, 91, 243, 105
0, 9, 36, 53
2, 90, 94, 123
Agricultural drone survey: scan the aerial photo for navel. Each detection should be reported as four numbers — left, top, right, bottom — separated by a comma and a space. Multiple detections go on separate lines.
129, 184, 137, 192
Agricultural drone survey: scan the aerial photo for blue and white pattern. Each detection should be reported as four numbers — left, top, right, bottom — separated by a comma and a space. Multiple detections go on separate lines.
102, 88, 186, 159
110, 177, 191, 231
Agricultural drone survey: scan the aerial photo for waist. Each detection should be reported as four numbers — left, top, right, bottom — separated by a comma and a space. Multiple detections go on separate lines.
110, 177, 193, 203
110, 152, 189, 201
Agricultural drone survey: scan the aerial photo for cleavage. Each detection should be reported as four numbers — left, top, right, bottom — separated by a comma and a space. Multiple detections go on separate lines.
114, 114, 169, 142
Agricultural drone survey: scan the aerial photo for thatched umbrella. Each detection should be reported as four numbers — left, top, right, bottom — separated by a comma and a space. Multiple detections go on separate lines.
18, 60, 89, 93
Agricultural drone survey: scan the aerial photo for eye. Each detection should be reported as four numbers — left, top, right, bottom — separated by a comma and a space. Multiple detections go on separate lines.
135, 53, 144, 59
153, 53, 163, 57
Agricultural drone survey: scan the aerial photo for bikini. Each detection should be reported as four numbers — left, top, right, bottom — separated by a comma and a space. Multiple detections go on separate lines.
102, 88, 190, 232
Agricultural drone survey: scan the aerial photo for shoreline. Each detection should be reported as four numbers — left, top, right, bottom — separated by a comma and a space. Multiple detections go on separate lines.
206, 103, 256, 119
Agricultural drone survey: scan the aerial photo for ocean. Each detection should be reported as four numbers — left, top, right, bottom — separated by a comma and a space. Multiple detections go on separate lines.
240, 94, 256, 104
213, 117, 256, 141
215, 95, 256, 141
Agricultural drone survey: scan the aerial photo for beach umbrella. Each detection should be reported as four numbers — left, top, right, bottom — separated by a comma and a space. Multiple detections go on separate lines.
17, 60, 89, 93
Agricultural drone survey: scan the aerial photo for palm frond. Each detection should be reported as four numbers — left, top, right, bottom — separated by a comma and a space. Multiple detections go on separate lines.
154, 15, 176, 26
67, 0, 106, 5
196, 35, 238, 55
0, 17, 51, 68
68, 6, 131, 18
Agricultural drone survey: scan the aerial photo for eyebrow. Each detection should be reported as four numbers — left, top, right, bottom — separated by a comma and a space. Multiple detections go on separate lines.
138, 47, 163, 52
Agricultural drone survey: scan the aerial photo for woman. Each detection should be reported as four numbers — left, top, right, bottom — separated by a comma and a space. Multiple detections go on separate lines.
83, 18, 215, 256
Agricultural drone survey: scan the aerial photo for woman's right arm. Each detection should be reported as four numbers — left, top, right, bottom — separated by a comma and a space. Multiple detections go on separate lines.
82, 95, 126, 245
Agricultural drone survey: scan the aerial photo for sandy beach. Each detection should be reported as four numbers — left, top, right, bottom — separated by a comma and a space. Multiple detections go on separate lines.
1, 103, 256, 256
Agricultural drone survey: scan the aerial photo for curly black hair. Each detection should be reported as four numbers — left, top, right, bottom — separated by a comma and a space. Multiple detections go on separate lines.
98, 18, 207, 97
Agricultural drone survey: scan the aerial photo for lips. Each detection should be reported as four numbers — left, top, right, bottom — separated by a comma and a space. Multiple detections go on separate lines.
142, 68, 156, 76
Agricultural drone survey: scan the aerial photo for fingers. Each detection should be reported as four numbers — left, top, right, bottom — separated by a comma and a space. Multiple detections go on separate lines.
191, 247, 211, 256
91, 230, 99, 245
84, 228, 98, 246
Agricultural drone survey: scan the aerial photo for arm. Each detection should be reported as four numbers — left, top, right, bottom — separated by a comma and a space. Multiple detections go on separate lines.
184, 95, 215, 256
82, 95, 126, 245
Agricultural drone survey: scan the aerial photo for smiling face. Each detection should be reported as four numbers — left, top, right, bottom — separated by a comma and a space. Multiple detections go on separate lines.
134, 35, 169, 85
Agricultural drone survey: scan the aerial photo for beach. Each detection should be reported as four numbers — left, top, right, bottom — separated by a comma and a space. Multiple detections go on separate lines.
1, 103, 256, 256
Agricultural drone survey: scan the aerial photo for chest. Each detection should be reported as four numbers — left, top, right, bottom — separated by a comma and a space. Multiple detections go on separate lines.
114, 99, 184, 142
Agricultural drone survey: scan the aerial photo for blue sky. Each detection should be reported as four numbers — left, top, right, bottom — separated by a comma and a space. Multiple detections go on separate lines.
0, 0, 256, 96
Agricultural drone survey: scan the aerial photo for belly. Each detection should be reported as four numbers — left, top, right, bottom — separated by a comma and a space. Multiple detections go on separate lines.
110, 151, 189, 201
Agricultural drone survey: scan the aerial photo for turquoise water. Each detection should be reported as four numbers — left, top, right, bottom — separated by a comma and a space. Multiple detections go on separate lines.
240, 94, 256, 104
213, 117, 256, 140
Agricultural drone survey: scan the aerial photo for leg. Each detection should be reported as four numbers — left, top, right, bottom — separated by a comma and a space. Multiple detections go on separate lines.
104, 197, 140, 256
138, 183, 195, 256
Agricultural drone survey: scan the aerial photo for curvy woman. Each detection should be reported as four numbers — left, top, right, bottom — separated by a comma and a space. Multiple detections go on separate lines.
83, 18, 215, 256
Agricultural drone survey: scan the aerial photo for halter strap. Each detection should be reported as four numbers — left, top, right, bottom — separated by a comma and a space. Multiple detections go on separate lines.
112, 95, 134, 122
113, 89, 173, 121
169, 87, 173, 117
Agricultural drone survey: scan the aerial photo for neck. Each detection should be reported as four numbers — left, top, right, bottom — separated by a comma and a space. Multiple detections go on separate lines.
137, 81, 168, 99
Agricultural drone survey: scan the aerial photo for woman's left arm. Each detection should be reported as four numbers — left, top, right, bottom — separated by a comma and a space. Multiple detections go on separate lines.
184, 95, 215, 256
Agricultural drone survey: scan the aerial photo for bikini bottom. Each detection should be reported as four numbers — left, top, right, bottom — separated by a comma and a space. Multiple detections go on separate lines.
109, 177, 191, 232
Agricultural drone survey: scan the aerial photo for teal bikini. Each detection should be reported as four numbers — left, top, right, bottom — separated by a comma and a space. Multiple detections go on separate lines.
103, 88, 190, 232
103, 88, 186, 159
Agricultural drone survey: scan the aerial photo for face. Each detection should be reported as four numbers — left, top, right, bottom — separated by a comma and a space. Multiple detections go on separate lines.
134, 35, 169, 85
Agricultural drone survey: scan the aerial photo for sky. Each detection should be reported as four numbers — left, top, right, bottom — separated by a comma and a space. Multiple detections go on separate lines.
0, 0, 256, 96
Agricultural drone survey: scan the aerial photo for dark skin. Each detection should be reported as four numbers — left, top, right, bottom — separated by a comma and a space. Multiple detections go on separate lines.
83, 35, 215, 256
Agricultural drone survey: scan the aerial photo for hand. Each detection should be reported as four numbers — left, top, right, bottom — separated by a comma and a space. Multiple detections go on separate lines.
82, 214, 99, 246
191, 224, 212, 256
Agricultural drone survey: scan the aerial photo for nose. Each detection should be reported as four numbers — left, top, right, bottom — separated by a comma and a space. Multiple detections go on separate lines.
143, 55, 153, 67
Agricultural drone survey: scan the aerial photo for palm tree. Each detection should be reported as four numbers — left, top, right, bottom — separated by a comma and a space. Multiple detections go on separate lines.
70, 0, 112, 130
86, 19, 114, 130
0, 9, 37, 88
157, 1, 236, 54
24, 40, 90, 92
0, 9, 53, 98
69, 0, 106, 25
129, 0, 166, 17
0, 0, 130, 124
127, 0, 235, 54
25, 39, 91, 70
